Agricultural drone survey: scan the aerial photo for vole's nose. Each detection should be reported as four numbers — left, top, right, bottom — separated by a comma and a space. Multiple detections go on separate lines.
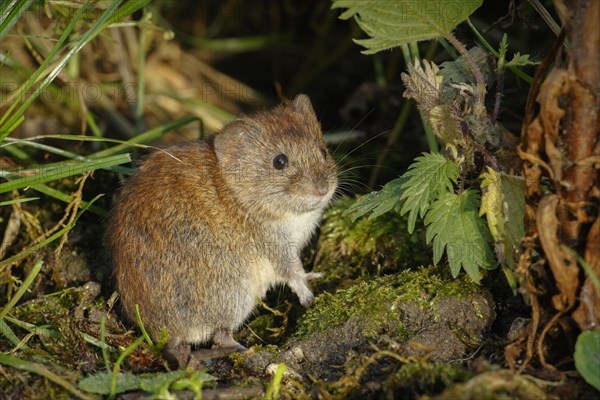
313, 180, 329, 197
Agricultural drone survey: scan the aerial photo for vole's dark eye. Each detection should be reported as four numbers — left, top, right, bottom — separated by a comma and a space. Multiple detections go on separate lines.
320, 148, 327, 158
273, 154, 289, 170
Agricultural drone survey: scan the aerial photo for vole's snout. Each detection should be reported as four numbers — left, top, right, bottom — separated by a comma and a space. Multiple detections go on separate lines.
312, 179, 329, 197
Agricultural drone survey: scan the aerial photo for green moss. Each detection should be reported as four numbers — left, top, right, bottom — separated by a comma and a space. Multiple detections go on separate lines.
0, 372, 74, 399
392, 264, 480, 309
295, 266, 481, 339
434, 370, 550, 399
383, 361, 472, 398
13, 286, 99, 327
5, 285, 110, 374
296, 276, 403, 339
242, 314, 279, 347
316, 197, 431, 282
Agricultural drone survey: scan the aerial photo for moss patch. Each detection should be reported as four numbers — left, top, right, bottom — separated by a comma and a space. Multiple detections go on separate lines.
431, 369, 551, 399
295, 265, 482, 340
316, 197, 431, 282
384, 361, 472, 398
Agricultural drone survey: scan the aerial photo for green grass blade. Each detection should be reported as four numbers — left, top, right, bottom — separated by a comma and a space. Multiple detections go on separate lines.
0, 153, 131, 194
86, 111, 104, 138
88, 116, 197, 159
0, 0, 92, 134
0, 116, 24, 139
0, 0, 151, 139
2, 133, 172, 152
4, 0, 115, 134
265, 363, 286, 400
100, 315, 111, 370
0, 197, 39, 206
2, 144, 30, 161
135, 304, 154, 348
135, 9, 149, 131
28, 184, 106, 216
0, 260, 42, 321
0, 318, 25, 348
1, 138, 85, 160
0, 194, 101, 272
3, 316, 59, 339
0, 0, 34, 39
107, 0, 151, 26
0, 353, 94, 400
111, 336, 145, 398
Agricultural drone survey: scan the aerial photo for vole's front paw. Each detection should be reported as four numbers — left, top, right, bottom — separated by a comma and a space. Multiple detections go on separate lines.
288, 276, 316, 307
298, 272, 322, 305
305, 272, 322, 281
297, 288, 315, 307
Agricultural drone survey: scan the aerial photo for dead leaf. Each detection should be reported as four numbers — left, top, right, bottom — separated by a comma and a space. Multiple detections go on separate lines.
536, 195, 579, 311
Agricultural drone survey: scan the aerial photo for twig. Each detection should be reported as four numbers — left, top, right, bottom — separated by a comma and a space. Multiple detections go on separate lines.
444, 32, 487, 107
492, 59, 504, 126
53, 171, 91, 260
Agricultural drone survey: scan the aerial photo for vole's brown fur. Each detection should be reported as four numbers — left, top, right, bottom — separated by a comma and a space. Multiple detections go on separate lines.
107, 95, 337, 356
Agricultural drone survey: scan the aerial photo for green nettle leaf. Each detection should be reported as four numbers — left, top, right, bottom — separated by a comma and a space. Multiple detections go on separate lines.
506, 52, 538, 68
498, 34, 509, 60
425, 190, 495, 282
401, 60, 464, 147
346, 176, 407, 221
139, 370, 188, 394
78, 371, 141, 395
78, 370, 215, 396
399, 153, 459, 233
171, 371, 215, 397
480, 168, 525, 292
402, 59, 444, 113
332, 0, 483, 54
575, 330, 600, 391
498, 33, 538, 69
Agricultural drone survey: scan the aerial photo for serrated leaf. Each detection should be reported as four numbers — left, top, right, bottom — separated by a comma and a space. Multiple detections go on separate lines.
78, 371, 141, 395
505, 52, 538, 68
332, 0, 483, 54
439, 46, 496, 94
171, 370, 216, 396
346, 176, 407, 221
401, 58, 471, 147
402, 59, 444, 113
399, 153, 459, 233
498, 33, 508, 60
78, 370, 216, 396
425, 190, 495, 282
575, 330, 600, 391
480, 168, 525, 293
139, 370, 187, 393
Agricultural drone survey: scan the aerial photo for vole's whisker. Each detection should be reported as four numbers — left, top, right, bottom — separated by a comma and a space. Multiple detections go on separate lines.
335, 130, 390, 165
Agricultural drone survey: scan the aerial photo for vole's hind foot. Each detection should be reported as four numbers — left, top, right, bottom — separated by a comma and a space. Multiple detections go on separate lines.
212, 328, 248, 352
189, 346, 245, 364
163, 343, 191, 369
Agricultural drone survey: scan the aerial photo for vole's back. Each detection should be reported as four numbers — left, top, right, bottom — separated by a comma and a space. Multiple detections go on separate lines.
108, 141, 264, 345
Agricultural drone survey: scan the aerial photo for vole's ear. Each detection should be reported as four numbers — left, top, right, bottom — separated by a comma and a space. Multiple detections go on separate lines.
290, 94, 317, 120
214, 121, 246, 164
214, 119, 262, 164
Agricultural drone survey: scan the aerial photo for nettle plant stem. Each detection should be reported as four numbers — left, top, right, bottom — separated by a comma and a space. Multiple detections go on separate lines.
444, 32, 487, 108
